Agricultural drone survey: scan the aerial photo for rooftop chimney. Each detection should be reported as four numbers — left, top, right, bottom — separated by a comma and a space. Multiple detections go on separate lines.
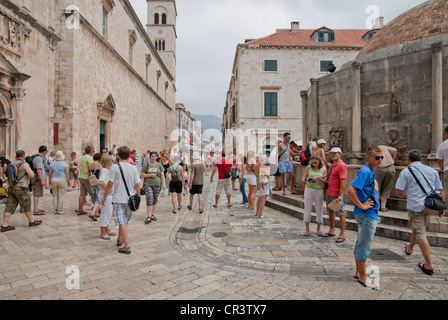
291, 21, 300, 32
374, 16, 384, 29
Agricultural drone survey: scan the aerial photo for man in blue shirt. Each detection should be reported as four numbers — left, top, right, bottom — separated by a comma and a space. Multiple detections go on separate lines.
347, 145, 382, 289
396, 149, 445, 276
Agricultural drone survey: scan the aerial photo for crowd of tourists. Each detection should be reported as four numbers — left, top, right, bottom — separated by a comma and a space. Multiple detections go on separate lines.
1, 127, 447, 289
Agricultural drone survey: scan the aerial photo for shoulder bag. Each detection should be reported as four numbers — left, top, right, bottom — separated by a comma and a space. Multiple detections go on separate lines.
408, 166, 446, 211
118, 163, 141, 212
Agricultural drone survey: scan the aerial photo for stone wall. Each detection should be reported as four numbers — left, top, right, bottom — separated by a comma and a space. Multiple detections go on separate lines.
302, 35, 448, 166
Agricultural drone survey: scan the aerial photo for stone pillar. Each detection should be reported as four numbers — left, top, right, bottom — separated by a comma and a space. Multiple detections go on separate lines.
300, 90, 308, 146
310, 78, 319, 140
350, 62, 363, 165
430, 42, 443, 155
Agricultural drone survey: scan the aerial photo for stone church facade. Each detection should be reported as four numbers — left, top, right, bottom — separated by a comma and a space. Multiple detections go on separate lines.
0, 0, 177, 160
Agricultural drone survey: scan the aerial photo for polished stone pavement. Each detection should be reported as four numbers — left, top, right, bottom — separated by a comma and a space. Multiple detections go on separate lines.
1, 177, 447, 301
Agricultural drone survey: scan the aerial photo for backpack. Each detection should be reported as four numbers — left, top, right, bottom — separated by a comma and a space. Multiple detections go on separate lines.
6, 162, 25, 186
170, 164, 181, 182
300, 144, 312, 166
25, 154, 40, 179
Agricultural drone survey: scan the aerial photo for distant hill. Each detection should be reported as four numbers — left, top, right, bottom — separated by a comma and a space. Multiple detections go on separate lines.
191, 114, 222, 136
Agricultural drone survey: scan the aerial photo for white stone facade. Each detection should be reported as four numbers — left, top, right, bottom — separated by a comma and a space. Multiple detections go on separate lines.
223, 24, 369, 154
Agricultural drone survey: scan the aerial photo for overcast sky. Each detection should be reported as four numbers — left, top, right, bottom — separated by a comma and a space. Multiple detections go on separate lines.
129, 0, 427, 118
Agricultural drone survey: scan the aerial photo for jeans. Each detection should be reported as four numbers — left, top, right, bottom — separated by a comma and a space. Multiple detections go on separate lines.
354, 213, 378, 262
240, 178, 248, 203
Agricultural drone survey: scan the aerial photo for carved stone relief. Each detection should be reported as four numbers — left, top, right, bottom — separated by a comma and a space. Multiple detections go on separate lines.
382, 122, 409, 152
329, 128, 345, 150
0, 14, 24, 55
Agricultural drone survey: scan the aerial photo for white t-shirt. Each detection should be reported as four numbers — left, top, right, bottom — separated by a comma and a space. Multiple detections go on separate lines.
108, 162, 141, 204
436, 139, 448, 172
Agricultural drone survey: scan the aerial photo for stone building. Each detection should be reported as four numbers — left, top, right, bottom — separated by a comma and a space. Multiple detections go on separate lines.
301, 0, 448, 166
222, 21, 375, 155
0, 0, 177, 160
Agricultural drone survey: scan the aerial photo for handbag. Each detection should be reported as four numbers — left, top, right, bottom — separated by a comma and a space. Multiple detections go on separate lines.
408, 166, 447, 211
118, 163, 141, 212
88, 164, 101, 186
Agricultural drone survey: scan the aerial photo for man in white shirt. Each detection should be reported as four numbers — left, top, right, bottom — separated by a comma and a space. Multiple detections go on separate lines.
437, 126, 448, 205
102, 146, 141, 254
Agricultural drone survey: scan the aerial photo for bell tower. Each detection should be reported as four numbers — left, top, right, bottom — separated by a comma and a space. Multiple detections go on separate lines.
147, 0, 177, 80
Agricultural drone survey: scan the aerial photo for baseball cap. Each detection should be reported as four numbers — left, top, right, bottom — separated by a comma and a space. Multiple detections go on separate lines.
317, 139, 327, 145
329, 147, 342, 154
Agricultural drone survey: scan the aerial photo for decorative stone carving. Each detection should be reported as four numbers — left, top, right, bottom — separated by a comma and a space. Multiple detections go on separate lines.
329, 128, 345, 150
383, 122, 409, 152
0, 14, 24, 55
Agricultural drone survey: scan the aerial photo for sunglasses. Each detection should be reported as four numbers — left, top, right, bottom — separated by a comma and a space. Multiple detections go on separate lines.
374, 156, 384, 161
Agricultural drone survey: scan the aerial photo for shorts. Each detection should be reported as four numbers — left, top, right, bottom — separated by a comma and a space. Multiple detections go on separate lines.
353, 213, 378, 262
326, 194, 345, 217
375, 165, 396, 198
32, 178, 43, 198
79, 178, 93, 197
279, 161, 293, 173
113, 202, 132, 226
144, 185, 162, 206
5, 185, 31, 214
190, 185, 203, 195
270, 164, 281, 177
216, 179, 231, 195
246, 174, 257, 186
169, 181, 183, 194
231, 168, 238, 181
407, 208, 434, 239
69, 167, 79, 180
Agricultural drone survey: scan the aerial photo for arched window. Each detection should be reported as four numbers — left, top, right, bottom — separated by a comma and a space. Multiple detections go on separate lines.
162, 40, 165, 51
154, 13, 159, 25
162, 13, 167, 25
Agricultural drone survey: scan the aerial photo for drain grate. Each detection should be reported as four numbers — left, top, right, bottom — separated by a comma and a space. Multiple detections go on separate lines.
179, 227, 202, 234
369, 248, 405, 261
212, 232, 228, 238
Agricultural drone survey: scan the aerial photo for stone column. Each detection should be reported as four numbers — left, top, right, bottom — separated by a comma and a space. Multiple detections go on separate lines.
310, 78, 319, 140
431, 42, 443, 155
350, 62, 362, 164
300, 90, 308, 146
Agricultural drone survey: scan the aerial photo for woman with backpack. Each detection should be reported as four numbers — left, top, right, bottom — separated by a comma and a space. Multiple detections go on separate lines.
141, 151, 166, 223
169, 156, 184, 213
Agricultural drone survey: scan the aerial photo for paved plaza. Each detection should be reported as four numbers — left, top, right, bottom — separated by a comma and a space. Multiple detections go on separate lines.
1, 178, 448, 301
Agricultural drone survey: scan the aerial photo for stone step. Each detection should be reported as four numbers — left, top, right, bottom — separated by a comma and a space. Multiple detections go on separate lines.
266, 192, 448, 248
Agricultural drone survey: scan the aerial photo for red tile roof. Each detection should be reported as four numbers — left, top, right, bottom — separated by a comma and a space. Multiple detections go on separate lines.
243, 28, 369, 48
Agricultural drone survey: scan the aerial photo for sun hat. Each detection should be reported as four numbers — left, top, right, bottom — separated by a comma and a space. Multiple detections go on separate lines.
55, 151, 65, 161
317, 139, 327, 145
329, 147, 342, 154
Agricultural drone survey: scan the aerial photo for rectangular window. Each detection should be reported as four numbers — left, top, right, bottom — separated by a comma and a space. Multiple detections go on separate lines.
264, 60, 278, 72
320, 60, 333, 72
264, 92, 278, 117
54, 123, 59, 145
318, 31, 335, 43
102, 7, 108, 39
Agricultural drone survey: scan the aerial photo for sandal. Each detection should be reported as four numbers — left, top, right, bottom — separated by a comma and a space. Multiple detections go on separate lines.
358, 279, 377, 290
100, 234, 111, 240
172, 210, 177, 214
145, 217, 152, 224
418, 263, 434, 275
405, 244, 413, 256
187, 205, 192, 210
89, 215, 98, 221
212, 204, 218, 208
336, 237, 346, 243
33, 210, 46, 216
151, 215, 157, 221
107, 231, 117, 236
322, 233, 336, 238
118, 247, 131, 254
117, 239, 124, 247
1, 225, 15, 233
199, 209, 204, 214
29, 220, 43, 227
304, 232, 310, 236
